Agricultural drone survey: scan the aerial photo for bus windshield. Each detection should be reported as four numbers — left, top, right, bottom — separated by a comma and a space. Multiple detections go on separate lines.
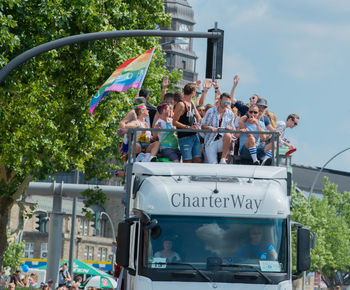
142, 215, 288, 273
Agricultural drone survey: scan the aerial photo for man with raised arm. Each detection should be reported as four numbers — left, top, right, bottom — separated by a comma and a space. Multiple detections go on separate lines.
230, 75, 260, 116
201, 93, 236, 164
173, 83, 202, 163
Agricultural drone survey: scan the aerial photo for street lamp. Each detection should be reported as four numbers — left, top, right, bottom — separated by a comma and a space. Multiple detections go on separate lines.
308, 147, 350, 204
100, 211, 116, 241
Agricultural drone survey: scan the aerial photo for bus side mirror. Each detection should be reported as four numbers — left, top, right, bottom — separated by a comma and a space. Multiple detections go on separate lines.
297, 227, 311, 272
116, 221, 130, 267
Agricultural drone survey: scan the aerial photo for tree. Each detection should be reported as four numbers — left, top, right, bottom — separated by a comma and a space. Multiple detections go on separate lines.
0, 0, 181, 268
3, 230, 25, 272
291, 178, 350, 289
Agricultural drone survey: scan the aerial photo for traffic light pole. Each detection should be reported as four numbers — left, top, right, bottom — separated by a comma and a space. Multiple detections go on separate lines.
68, 171, 79, 277
211, 22, 218, 82
0, 30, 222, 85
46, 181, 64, 288
68, 197, 77, 277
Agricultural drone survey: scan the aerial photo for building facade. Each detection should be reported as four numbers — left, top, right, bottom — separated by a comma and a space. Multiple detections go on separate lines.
8, 173, 123, 272
161, 0, 198, 89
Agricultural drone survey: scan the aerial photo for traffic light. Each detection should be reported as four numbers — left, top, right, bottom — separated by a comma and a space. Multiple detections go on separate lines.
205, 26, 224, 80
35, 214, 49, 232
91, 212, 101, 231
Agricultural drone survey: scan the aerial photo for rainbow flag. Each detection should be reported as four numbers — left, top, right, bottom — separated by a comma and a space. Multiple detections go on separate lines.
89, 47, 155, 115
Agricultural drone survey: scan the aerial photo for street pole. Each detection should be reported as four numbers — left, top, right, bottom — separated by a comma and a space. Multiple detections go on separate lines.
68, 171, 79, 277
100, 212, 116, 241
68, 196, 77, 276
46, 181, 64, 288
308, 147, 350, 204
100, 211, 116, 274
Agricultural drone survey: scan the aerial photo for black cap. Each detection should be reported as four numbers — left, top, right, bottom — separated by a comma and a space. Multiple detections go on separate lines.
256, 98, 268, 108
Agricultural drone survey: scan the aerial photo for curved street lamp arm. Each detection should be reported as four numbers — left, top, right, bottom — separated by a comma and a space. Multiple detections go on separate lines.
308, 147, 350, 204
100, 211, 116, 242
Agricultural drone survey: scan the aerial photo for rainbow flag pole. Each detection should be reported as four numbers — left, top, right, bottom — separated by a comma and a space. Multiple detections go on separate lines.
89, 47, 155, 116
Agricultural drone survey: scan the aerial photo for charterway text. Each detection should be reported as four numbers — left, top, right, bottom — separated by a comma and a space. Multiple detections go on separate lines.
170, 193, 262, 213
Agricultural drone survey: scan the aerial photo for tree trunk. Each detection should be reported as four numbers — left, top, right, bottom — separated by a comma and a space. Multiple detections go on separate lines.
0, 195, 14, 269
329, 274, 336, 290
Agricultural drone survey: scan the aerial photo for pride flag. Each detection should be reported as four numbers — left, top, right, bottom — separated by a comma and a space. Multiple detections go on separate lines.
89, 47, 155, 115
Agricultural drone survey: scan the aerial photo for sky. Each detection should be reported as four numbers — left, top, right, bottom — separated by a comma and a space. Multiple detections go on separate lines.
189, 0, 350, 173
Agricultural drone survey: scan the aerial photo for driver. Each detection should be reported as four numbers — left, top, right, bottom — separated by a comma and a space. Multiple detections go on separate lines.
234, 226, 277, 260
154, 237, 181, 263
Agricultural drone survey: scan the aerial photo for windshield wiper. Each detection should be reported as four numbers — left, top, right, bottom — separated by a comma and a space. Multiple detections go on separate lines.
155, 262, 212, 283
219, 264, 273, 284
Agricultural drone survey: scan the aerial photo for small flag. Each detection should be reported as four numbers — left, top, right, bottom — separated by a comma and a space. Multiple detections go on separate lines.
89, 47, 155, 115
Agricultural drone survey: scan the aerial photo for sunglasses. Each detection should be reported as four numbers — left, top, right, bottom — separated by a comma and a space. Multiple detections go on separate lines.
222, 100, 231, 105
292, 119, 298, 126
258, 105, 267, 109
249, 110, 259, 114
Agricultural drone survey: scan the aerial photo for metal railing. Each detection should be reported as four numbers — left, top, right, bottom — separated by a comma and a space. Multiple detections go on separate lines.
125, 127, 281, 166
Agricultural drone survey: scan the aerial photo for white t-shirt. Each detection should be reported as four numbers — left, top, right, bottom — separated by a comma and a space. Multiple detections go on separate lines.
276, 120, 286, 145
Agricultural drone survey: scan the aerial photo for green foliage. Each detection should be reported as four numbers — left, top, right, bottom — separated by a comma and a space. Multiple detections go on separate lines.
0, 0, 181, 268
3, 230, 25, 271
81, 187, 108, 219
291, 178, 350, 285
0, 0, 180, 194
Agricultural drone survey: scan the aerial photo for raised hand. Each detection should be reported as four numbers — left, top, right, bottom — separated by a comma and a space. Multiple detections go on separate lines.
203, 79, 212, 91
162, 76, 170, 89
233, 75, 240, 87
195, 79, 202, 88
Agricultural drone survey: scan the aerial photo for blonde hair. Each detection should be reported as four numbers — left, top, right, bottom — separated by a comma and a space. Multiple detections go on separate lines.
265, 110, 277, 128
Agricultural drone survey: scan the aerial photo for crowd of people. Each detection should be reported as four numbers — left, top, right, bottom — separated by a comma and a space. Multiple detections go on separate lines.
0, 264, 84, 290
118, 74, 299, 166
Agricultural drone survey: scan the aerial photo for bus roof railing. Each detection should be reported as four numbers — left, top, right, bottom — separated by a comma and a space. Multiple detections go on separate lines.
124, 127, 281, 166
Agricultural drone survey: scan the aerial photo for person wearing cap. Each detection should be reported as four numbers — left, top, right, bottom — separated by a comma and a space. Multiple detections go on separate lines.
201, 93, 237, 164
58, 263, 71, 288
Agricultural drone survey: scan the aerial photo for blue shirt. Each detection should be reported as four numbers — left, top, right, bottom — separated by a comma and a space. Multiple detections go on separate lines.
238, 120, 265, 151
235, 242, 275, 260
